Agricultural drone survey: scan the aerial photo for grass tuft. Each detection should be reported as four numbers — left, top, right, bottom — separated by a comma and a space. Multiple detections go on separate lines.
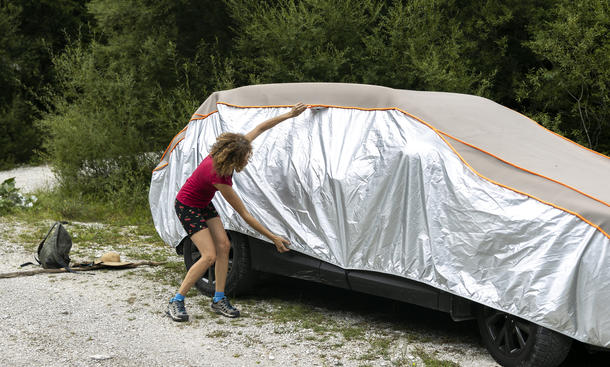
413, 347, 460, 367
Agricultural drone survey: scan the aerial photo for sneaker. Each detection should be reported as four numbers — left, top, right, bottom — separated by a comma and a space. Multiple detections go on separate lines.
211, 297, 240, 318
167, 299, 189, 322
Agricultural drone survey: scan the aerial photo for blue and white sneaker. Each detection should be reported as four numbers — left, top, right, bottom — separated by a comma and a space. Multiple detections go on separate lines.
167, 299, 189, 322
211, 297, 240, 318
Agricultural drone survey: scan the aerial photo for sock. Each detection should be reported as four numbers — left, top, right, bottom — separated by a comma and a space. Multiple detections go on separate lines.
213, 291, 225, 303
170, 293, 185, 303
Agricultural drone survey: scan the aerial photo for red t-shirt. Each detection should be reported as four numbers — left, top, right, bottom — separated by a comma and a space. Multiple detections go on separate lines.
176, 155, 233, 208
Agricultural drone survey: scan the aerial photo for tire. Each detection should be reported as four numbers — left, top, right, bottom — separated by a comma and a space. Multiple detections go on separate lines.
477, 306, 572, 367
182, 231, 254, 297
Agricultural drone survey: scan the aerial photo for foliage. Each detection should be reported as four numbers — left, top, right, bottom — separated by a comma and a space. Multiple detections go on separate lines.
361, 0, 488, 94
0, 3, 35, 169
41, 38, 157, 197
227, 0, 384, 84
226, 0, 558, 101
2, 0, 609, 204
519, 0, 610, 154
451, 0, 557, 106
0, 177, 37, 215
0, 0, 91, 169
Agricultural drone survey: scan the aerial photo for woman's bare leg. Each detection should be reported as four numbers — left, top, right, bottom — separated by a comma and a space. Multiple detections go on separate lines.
205, 216, 231, 293
177, 228, 216, 296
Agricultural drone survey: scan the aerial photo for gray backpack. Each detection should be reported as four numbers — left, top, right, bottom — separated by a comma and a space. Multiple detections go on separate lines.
35, 222, 73, 270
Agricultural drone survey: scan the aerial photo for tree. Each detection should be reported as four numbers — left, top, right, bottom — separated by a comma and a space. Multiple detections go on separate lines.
0, 0, 91, 168
226, 0, 384, 84
0, 3, 36, 168
361, 0, 487, 93
520, 0, 610, 154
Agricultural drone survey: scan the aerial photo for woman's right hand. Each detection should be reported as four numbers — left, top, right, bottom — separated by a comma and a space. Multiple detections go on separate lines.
272, 235, 290, 253
288, 102, 307, 118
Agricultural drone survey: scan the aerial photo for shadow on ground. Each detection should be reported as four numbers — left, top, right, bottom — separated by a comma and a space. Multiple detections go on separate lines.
235, 274, 609, 367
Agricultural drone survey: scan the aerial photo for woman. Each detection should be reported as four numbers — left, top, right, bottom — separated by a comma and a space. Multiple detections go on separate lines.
167, 102, 307, 321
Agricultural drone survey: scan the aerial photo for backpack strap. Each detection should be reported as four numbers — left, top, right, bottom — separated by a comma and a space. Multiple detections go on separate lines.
58, 258, 77, 274
34, 222, 59, 265
20, 222, 59, 268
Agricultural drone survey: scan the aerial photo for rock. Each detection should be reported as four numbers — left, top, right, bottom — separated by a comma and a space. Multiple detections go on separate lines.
269, 354, 275, 360
90, 354, 113, 361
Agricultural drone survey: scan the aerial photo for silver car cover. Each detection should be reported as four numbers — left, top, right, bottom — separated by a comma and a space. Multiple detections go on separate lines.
150, 103, 610, 348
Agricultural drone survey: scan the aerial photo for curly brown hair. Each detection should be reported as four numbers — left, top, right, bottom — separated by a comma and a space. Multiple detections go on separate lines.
209, 133, 253, 177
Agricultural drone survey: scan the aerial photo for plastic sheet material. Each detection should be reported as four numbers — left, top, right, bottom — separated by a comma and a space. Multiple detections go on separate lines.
150, 104, 610, 348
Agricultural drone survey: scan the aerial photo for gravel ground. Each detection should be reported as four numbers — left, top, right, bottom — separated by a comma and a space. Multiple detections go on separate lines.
0, 218, 499, 367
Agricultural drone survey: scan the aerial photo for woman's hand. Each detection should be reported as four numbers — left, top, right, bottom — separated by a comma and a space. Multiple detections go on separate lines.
272, 235, 290, 253
288, 102, 307, 118
245, 102, 308, 142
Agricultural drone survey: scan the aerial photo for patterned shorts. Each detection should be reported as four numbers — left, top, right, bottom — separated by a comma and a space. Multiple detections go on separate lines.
174, 199, 219, 236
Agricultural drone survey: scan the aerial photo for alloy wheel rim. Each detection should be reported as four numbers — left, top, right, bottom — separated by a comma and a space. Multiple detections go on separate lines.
485, 311, 534, 356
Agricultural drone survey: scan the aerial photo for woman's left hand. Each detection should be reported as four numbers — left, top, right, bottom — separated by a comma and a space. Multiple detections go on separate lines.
272, 235, 291, 253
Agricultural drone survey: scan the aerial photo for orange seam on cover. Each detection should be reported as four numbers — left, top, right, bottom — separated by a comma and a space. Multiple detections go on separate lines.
168, 137, 185, 156
218, 102, 296, 109
217, 101, 397, 112
432, 132, 610, 240
153, 162, 169, 172
389, 107, 610, 240
503, 106, 610, 160
154, 111, 219, 172
152, 136, 186, 173
158, 126, 187, 163
190, 110, 218, 121
437, 131, 610, 208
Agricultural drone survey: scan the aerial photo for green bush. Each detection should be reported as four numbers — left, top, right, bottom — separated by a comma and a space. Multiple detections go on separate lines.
39, 5, 199, 201
0, 96, 42, 170
38, 0, 237, 202
40, 40, 167, 201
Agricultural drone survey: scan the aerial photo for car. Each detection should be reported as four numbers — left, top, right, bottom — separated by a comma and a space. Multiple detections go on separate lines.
149, 82, 610, 367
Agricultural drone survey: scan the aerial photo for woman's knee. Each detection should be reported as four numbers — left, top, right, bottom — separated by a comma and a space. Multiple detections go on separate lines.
216, 238, 231, 257
198, 252, 216, 266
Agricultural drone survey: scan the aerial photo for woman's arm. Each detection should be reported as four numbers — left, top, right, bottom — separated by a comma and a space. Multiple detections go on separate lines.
214, 183, 290, 253
244, 103, 307, 142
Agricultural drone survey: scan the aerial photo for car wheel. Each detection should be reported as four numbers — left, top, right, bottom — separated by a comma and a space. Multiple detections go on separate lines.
182, 231, 254, 296
477, 306, 572, 367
